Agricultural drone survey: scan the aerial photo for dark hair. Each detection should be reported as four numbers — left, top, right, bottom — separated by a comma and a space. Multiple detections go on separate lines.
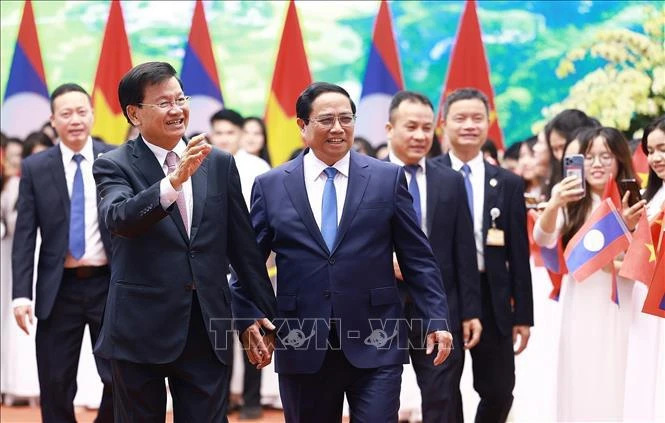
118, 62, 183, 125
22, 131, 53, 158
562, 127, 635, 246
482, 139, 498, 162
352, 136, 375, 157
503, 141, 522, 161
388, 91, 434, 123
442, 87, 490, 120
428, 133, 443, 158
296, 82, 356, 121
243, 116, 271, 166
210, 108, 244, 128
642, 115, 665, 202
50, 83, 91, 113
543, 109, 600, 196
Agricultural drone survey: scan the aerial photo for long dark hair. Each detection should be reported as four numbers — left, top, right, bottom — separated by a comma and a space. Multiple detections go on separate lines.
244, 116, 271, 166
562, 127, 635, 247
642, 116, 665, 202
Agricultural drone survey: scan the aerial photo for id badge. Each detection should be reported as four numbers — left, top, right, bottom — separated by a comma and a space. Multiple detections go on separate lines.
486, 228, 505, 246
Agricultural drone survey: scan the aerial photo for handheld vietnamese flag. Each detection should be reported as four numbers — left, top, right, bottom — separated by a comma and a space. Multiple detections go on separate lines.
632, 146, 649, 189
619, 211, 657, 284
651, 206, 664, 252
355, 0, 404, 147
435, 0, 504, 150
91, 0, 132, 145
564, 198, 631, 283
265, 0, 312, 165
1, 0, 50, 139
642, 223, 665, 318
602, 176, 622, 209
180, 0, 224, 136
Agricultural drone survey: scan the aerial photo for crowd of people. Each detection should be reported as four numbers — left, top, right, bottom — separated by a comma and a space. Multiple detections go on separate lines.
0, 61, 663, 423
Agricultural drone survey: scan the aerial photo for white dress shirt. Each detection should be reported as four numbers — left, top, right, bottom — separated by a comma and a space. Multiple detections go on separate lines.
60, 137, 108, 268
449, 151, 486, 271
303, 149, 349, 229
143, 138, 193, 233
646, 182, 665, 221
389, 152, 428, 235
234, 149, 271, 209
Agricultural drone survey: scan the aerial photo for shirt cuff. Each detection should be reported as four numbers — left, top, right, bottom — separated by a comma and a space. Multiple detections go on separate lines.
12, 297, 32, 308
160, 176, 180, 210
533, 221, 559, 249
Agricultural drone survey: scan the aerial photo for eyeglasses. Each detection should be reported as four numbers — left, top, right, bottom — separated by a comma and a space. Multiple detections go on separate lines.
306, 114, 356, 129
138, 96, 191, 110
584, 152, 615, 166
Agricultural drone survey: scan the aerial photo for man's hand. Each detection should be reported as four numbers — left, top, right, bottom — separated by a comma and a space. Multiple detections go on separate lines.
240, 318, 276, 369
168, 133, 212, 190
393, 255, 403, 281
462, 318, 482, 349
512, 325, 531, 355
14, 305, 33, 335
426, 330, 453, 366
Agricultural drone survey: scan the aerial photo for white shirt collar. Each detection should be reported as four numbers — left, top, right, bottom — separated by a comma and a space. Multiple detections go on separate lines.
142, 136, 187, 167
388, 152, 427, 174
304, 149, 350, 182
59, 137, 94, 164
449, 151, 484, 173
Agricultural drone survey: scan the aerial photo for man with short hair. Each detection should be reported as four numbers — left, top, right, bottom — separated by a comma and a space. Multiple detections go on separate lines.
12, 83, 114, 422
92, 61, 277, 421
231, 82, 453, 422
436, 87, 534, 422
386, 90, 482, 423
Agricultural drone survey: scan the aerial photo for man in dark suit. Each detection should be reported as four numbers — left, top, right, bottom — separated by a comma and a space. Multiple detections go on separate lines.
436, 88, 534, 422
230, 82, 453, 422
91, 62, 277, 422
386, 90, 482, 423
12, 83, 114, 422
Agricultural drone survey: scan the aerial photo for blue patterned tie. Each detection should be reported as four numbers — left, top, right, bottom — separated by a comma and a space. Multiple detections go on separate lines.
460, 163, 474, 217
404, 165, 422, 226
321, 167, 338, 251
69, 154, 85, 259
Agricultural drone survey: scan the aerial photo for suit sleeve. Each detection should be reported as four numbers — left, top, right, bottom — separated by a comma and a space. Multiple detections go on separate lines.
454, 175, 481, 321
226, 159, 277, 332
507, 177, 534, 326
392, 167, 451, 333
93, 155, 168, 238
11, 161, 38, 300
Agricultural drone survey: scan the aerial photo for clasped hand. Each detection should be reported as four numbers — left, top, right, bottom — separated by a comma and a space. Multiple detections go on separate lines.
241, 318, 276, 369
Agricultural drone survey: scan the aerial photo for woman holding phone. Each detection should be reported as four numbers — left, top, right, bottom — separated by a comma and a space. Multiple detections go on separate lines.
623, 116, 665, 421
533, 126, 640, 421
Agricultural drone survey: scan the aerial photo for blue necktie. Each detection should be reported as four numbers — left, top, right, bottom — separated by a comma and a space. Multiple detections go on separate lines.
69, 154, 85, 259
404, 165, 422, 227
460, 163, 474, 217
321, 167, 338, 251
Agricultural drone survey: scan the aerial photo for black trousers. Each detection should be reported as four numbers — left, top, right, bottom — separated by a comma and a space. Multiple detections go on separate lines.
35, 271, 113, 423
110, 293, 230, 423
227, 337, 262, 409
470, 274, 515, 423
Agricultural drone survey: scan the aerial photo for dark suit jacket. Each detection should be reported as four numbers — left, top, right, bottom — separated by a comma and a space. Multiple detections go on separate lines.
436, 154, 533, 334
92, 135, 277, 365
12, 140, 114, 319
231, 149, 450, 374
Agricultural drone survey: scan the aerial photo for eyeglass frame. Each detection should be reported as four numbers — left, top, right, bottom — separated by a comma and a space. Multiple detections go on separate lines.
137, 96, 191, 110
303, 113, 357, 129
583, 152, 615, 167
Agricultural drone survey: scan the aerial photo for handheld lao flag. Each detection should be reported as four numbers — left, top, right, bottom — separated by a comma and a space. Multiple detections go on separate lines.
564, 199, 631, 282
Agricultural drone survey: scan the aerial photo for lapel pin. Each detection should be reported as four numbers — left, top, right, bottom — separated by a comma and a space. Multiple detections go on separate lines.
489, 178, 498, 187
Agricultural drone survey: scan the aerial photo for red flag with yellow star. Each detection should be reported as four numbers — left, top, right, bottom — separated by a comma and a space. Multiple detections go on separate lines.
651, 206, 664, 252
434, 0, 503, 150
632, 145, 649, 189
619, 211, 657, 284
643, 222, 665, 318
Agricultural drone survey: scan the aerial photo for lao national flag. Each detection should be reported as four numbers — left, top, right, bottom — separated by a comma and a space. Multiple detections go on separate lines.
355, 0, 404, 147
180, 0, 224, 136
564, 199, 631, 282
1, 0, 50, 139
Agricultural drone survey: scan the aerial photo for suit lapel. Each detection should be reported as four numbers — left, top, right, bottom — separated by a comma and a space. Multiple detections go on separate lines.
131, 136, 188, 242
49, 145, 70, 220
189, 157, 207, 242
333, 151, 370, 254
425, 159, 441, 236
483, 162, 500, 244
283, 154, 330, 254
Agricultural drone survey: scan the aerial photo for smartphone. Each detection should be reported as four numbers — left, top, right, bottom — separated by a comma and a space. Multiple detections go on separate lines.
619, 179, 642, 207
563, 154, 586, 195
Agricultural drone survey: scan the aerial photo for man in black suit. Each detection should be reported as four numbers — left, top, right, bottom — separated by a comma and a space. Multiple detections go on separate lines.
386, 91, 482, 422
91, 62, 277, 422
436, 88, 534, 422
12, 83, 114, 422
